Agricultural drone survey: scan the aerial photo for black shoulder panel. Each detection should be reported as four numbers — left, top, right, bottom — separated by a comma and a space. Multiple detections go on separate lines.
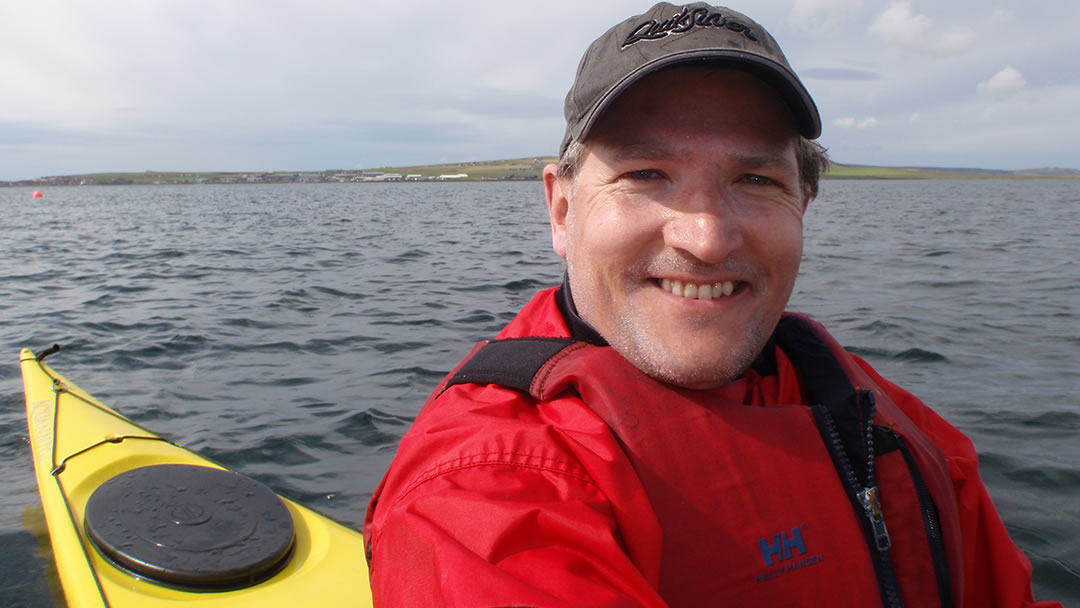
446, 337, 578, 394
773, 315, 855, 409
775, 315, 868, 480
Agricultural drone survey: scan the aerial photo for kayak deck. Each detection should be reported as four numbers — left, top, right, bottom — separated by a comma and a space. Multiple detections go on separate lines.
20, 348, 373, 607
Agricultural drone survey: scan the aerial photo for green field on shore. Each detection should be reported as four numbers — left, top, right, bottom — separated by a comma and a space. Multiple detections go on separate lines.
373, 159, 1078, 180
10, 157, 1078, 186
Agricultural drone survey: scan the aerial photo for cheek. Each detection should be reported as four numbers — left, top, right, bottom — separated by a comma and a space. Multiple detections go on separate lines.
565, 202, 634, 264
748, 209, 804, 272
773, 225, 804, 279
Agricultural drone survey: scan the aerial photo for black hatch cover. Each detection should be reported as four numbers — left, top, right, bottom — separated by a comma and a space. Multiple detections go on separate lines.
84, 464, 295, 589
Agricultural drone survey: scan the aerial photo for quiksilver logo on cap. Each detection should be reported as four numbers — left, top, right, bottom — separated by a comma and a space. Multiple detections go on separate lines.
623, 6, 759, 47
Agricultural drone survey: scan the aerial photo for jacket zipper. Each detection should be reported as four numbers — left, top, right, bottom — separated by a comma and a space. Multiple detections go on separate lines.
813, 390, 904, 608
878, 426, 954, 608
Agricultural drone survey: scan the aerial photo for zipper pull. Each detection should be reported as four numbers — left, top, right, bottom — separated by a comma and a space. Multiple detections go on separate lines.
858, 486, 892, 551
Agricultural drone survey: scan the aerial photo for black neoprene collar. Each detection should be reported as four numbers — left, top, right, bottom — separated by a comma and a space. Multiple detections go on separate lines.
556, 275, 608, 346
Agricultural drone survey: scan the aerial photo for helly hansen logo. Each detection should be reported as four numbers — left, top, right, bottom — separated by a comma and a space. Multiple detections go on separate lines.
755, 525, 825, 583
759, 527, 806, 566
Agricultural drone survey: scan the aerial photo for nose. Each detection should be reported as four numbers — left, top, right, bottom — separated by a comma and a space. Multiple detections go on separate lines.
661, 192, 744, 264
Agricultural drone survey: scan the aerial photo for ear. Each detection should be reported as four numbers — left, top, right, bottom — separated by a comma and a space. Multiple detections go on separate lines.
543, 163, 570, 260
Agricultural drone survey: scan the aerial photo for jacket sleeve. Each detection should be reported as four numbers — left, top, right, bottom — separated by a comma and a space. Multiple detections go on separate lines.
365, 385, 667, 608
853, 357, 1062, 608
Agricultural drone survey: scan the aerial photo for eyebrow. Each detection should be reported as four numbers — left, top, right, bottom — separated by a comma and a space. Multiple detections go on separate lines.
603, 140, 796, 172
731, 150, 798, 171
604, 141, 689, 164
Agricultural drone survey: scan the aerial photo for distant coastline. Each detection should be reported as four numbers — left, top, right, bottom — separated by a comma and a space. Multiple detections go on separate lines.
4, 157, 1078, 186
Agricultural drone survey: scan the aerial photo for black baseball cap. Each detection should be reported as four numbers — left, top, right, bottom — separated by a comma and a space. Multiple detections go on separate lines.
561, 2, 821, 155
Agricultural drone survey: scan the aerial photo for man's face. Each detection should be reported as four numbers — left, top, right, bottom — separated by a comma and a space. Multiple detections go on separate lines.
544, 65, 808, 389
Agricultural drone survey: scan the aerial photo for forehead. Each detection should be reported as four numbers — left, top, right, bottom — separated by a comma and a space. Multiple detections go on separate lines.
589, 64, 799, 142
576, 64, 800, 172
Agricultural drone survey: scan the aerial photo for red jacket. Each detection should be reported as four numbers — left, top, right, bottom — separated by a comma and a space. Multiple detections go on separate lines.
364, 287, 1058, 607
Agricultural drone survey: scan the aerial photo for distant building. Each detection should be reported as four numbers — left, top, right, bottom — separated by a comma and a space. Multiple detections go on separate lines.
438, 174, 469, 180
361, 173, 403, 182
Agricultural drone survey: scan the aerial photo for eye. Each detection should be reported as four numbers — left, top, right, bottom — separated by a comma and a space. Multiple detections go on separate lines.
622, 169, 666, 182
742, 174, 774, 186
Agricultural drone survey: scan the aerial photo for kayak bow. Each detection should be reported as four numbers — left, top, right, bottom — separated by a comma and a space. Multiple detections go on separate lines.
20, 348, 373, 607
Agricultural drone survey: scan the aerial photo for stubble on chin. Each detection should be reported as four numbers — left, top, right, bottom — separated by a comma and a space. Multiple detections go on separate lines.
611, 258, 772, 389
567, 256, 775, 389
611, 306, 770, 389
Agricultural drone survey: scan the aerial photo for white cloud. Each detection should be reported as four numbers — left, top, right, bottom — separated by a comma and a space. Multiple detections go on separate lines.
937, 30, 977, 55
868, 2, 975, 56
991, 8, 1016, 24
834, 116, 879, 129
789, 0, 864, 30
909, 112, 921, 123
869, 2, 932, 46
977, 66, 1026, 97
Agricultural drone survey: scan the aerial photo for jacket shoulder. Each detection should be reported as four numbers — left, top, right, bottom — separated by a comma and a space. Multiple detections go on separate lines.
375, 380, 624, 512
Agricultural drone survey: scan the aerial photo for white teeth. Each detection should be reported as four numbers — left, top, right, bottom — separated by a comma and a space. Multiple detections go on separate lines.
659, 279, 736, 300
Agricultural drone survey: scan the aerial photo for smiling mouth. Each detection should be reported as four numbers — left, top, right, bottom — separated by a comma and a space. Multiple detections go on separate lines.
658, 278, 742, 300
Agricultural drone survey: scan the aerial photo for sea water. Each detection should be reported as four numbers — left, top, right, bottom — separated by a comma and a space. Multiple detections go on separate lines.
0, 180, 1076, 604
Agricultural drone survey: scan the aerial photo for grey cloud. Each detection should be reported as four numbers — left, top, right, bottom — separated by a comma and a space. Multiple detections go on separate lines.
450, 89, 562, 120
800, 67, 883, 81
0, 121, 167, 146
313, 119, 485, 146
0, 121, 90, 145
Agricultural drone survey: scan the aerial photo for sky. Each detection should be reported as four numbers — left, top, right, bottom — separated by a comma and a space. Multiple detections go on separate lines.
2, 0, 1078, 180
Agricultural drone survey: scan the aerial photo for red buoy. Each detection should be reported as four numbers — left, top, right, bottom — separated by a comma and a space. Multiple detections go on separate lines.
32, 190, 43, 198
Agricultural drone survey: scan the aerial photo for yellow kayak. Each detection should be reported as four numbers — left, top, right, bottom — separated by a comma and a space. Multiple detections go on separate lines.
20, 347, 373, 607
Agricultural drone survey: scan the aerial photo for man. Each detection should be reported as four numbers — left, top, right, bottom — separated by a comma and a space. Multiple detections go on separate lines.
364, 3, 1059, 607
